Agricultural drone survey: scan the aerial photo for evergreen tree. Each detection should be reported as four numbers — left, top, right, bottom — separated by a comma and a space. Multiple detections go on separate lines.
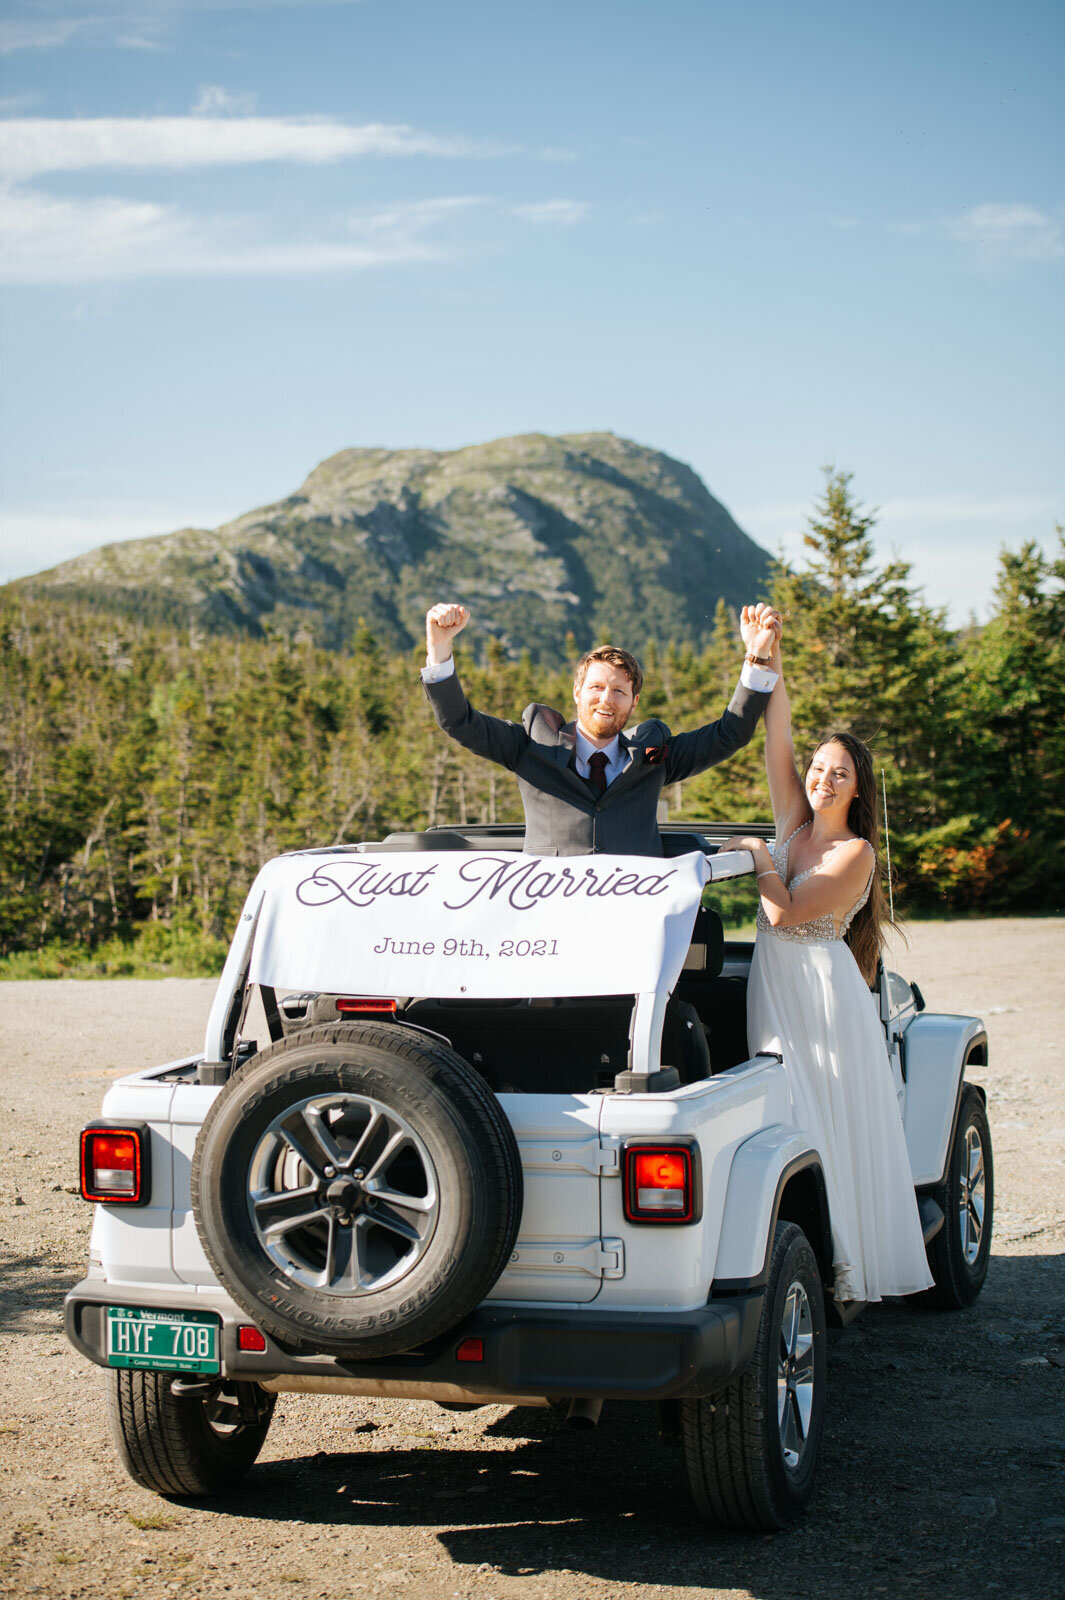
768, 470, 961, 836
946, 532, 1065, 906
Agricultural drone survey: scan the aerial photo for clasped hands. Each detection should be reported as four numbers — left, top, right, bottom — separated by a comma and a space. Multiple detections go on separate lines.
740, 602, 783, 663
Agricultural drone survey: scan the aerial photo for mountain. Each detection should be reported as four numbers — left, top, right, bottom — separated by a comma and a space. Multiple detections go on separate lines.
11, 432, 773, 658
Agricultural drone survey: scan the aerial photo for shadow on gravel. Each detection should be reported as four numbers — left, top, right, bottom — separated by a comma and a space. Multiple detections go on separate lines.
0, 1249, 77, 1333
185, 1254, 1063, 1598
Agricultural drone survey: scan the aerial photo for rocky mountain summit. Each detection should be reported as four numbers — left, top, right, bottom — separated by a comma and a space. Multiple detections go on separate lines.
14, 432, 772, 658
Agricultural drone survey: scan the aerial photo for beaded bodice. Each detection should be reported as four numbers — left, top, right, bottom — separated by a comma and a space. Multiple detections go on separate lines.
756, 821, 873, 943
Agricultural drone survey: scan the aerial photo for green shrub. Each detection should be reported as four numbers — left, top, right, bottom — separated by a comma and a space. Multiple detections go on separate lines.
0, 920, 226, 981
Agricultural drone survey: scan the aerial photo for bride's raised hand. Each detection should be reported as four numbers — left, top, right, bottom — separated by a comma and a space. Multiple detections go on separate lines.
740, 603, 781, 662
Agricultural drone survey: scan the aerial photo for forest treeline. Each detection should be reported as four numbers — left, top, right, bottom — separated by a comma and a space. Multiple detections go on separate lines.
2, 474, 1063, 974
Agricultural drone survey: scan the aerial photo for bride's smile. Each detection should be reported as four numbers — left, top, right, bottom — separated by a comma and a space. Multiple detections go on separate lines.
805, 742, 858, 815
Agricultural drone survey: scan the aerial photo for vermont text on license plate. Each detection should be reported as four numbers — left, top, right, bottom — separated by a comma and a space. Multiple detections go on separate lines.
107, 1307, 220, 1373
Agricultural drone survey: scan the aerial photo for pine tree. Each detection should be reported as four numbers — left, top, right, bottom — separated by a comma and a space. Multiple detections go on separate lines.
768, 470, 961, 837
947, 533, 1065, 906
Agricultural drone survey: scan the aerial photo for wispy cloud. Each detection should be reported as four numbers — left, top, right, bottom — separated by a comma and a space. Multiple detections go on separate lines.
893, 202, 1065, 263
0, 1, 366, 56
0, 186, 491, 282
0, 14, 97, 55
877, 492, 1060, 526
0, 92, 45, 114
944, 203, 1064, 262
510, 199, 588, 225
341, 196, 489, 237
0, 116, 506, 179
0, 107, 587, 282
0, 501, 238, 585
191, 84, 258, 117
737, 491, 1059, 540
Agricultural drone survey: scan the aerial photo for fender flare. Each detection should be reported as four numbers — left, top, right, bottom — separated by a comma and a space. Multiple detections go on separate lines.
901, 1014, 987, 1188
711, 1127, 830, 1292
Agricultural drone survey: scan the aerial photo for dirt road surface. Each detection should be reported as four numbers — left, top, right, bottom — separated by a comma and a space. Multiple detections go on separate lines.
2, 919, 1063, 1600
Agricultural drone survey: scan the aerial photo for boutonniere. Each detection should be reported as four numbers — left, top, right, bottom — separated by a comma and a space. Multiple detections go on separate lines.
643, 744, 668, 766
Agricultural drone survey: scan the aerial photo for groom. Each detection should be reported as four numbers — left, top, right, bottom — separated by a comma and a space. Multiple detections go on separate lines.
422, 601, 781, 857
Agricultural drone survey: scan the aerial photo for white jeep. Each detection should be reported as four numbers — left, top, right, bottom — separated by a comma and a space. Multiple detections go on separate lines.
65, 823, 992, 1531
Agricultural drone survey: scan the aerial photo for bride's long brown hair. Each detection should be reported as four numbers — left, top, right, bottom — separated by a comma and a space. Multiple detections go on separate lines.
804, 730, 897, 984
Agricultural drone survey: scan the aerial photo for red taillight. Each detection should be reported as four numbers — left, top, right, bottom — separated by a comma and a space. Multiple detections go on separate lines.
336, 997, 397, 1015
80, 1125, 149, 1204
455, 1338, 484, 1363
623, 1143, 696, 1223
238, 1326, 267, 1353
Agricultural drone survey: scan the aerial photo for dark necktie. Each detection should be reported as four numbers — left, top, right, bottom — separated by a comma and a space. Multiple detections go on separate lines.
588, 750, 609, 794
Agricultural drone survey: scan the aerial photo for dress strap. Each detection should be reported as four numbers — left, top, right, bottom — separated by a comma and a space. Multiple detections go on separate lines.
778, 818, 812, 850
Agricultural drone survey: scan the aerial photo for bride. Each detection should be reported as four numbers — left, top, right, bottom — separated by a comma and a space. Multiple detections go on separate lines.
722, 606, 933, 1303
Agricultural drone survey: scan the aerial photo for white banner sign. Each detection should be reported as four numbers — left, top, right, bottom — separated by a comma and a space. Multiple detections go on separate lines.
247, 850, 716, 1000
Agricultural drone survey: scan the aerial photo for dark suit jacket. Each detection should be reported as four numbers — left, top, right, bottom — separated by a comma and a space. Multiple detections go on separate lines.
424, 667, 770, 856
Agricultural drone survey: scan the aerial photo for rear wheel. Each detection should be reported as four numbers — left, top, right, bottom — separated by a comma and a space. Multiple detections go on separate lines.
105, 1370, 275, 1496
681, 1222, 827, 1530
924, 1084, 993, 1309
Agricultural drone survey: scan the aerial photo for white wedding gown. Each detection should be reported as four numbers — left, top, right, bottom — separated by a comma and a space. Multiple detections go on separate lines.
747, 823, 934, 1303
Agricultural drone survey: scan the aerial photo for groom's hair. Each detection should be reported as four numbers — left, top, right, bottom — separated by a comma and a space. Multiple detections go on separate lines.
573, 646, 643, 697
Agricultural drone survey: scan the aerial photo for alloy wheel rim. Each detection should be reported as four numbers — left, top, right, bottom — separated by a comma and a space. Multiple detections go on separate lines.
247, 1092, 440, 1295
777, 1279, 816, 1469
959, 1124, 985, 1266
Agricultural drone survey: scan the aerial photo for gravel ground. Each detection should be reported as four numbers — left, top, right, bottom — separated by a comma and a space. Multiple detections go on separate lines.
1, 919, 1063, 1600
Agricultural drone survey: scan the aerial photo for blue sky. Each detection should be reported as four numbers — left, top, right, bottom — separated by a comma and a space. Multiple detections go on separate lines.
0, 0, 1061, 623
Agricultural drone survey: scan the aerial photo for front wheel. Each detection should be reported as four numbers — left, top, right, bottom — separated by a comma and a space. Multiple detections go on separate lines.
105, 1370, 275, 1496
923, 1084, 993, 1309
680, 1221, 827, 1531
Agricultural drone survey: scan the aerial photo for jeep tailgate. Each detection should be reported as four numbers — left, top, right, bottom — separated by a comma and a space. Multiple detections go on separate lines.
487, 1093, 616, 1305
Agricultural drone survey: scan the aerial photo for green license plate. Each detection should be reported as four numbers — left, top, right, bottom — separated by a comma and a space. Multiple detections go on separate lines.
107, 1307, 220, 1374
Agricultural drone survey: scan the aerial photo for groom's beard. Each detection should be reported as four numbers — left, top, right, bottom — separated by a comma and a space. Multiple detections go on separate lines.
579, 706, 629, 740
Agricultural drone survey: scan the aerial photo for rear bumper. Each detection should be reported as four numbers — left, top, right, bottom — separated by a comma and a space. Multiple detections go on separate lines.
65, 1279, 763, 1402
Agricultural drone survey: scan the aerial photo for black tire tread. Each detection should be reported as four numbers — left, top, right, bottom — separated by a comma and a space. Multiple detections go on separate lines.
105, 1370, 274, 1497
681, 1222, 825, 1532
923, 1083, 993, 1310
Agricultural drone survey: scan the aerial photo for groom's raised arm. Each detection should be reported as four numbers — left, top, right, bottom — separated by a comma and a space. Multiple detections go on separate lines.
421, 603, 527, 772
664, 602, 779, 782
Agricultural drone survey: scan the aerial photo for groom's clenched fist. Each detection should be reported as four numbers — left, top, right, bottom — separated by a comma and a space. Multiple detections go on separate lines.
426, 602, 470, 664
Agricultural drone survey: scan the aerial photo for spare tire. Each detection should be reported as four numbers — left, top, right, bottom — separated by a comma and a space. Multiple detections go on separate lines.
191, 1022, 523, 1357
